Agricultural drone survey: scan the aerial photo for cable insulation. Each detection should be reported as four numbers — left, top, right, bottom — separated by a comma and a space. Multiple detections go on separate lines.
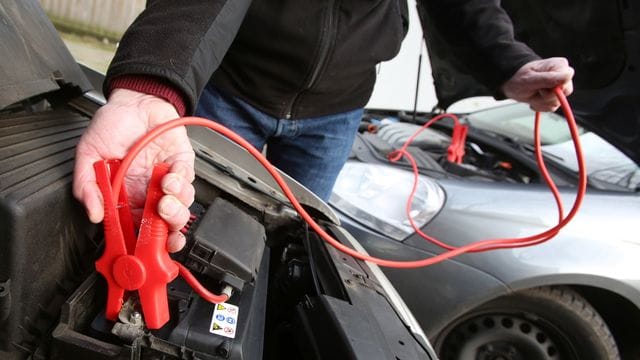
111, 87, 585, 269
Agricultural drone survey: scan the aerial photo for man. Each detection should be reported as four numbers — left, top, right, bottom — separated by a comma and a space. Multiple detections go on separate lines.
73, 0, 574, 252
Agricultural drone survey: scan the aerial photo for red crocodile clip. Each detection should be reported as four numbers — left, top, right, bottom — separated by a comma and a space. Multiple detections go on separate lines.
446, 124, 468, 164
94, 160, 179, 329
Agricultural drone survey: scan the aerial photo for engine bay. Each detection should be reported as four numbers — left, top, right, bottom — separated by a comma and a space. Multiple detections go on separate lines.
0, 103, 433, 360
357, 110, 578, 188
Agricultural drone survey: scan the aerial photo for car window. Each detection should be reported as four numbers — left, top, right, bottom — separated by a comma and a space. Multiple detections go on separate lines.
542, 133, 640, 191
465, 104, 585, 146
467, 103, 640, 191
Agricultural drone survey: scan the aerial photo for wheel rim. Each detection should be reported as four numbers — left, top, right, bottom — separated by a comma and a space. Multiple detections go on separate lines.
438, 313, 574, 360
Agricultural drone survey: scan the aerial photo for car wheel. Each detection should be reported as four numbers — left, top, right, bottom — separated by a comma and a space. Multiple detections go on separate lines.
435, 286, 620, 360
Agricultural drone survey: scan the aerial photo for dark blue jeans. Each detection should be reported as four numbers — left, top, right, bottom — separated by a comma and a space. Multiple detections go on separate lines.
195, 85, 363, 200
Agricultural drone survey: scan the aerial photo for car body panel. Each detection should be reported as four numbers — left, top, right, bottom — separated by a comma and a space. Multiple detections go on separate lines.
416, 179, 640, 304
0, 0, 91, 109
334, 213, 512, 337
414, 178, 639, 273
334, 169, 640, 337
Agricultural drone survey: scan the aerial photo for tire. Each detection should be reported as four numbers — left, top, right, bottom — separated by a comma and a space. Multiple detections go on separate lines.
435, 286, 620, 360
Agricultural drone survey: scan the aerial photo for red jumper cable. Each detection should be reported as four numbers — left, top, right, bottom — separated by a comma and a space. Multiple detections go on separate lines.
107, 85, 584, 270
95, 87, 583, 327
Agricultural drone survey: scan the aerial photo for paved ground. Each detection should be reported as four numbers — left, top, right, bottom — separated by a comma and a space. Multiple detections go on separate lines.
60, 32, 116, 74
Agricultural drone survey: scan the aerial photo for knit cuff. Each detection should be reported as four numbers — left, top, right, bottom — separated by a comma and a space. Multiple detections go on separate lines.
109, 75, 187, 116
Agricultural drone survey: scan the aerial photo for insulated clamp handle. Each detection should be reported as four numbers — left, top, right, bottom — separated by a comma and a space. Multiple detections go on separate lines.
133, 163, 179, 329
94, 161, 178, 329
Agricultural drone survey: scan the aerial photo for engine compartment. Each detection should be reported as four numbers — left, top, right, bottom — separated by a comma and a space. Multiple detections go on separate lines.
357, 110, 578, 188
0, 103, 433, 359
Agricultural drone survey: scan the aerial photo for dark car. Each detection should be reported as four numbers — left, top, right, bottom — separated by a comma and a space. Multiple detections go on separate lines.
0, 2, 435, 359
330, 1, 640, 359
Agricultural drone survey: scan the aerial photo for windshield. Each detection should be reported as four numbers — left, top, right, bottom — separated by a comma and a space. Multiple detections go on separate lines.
466, 103, 640, 191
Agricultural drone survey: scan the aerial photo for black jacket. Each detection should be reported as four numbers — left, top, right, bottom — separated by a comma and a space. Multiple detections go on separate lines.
105, 0, 538, 119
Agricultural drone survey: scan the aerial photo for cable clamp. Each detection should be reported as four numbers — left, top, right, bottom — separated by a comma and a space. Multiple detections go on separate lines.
446, 124, 468, 164
94, 160, 178, 329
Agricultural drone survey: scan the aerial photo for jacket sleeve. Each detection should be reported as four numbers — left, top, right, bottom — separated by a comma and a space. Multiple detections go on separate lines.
420, 0, 540, 92
104, 0, 252, 114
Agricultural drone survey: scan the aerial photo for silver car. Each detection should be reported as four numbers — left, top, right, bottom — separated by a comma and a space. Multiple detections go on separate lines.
332, 104, 639, 360
331, 1, 640, 359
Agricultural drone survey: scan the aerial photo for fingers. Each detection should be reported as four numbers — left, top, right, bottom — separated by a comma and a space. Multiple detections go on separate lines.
532, 57, 570, 72
159, 162, 194, 253
560, 77, 574, 96
160, 159, 195, 233
533, 58, 574, 91
161, 172, 195, 206
169, 159, 196, 185
519, 60, 573, 92
167, 231, 187, 253
524, 71, 570, 91
158, 195, 189, 252
168, 156, 195, 183
158, 195, 191, 231
501, 57, 575, 111
528, 90, 561, 112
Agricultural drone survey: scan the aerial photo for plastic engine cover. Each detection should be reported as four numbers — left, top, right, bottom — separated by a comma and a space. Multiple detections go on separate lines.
183, 198, 266, 290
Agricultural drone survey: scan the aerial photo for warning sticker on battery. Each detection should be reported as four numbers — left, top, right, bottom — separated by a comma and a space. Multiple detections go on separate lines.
209, 302, 239, 338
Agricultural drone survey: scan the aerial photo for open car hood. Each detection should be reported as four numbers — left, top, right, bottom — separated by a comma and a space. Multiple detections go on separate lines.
0, 0, 91, 109
416, 0, 640, 164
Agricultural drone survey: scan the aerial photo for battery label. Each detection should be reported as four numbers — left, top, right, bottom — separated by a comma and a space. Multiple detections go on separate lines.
209, 302, 240, 338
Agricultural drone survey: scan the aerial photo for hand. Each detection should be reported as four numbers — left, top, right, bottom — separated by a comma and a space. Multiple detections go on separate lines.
73, 89, 195, 252
501, 57, 575, 112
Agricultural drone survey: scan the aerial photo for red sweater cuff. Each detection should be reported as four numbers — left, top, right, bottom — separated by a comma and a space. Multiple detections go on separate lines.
109, 75, 187, 116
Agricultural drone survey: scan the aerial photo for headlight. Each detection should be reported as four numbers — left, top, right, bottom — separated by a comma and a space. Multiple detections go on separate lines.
329, 162, 445, 241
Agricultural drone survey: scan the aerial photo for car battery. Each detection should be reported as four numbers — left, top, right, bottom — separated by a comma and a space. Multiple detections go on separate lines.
50, 247, 269, 360
50, 197, 270, 359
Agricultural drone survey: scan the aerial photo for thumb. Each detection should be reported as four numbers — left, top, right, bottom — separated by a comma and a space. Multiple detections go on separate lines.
73, 148, 105, 223
80, 180, 104, 224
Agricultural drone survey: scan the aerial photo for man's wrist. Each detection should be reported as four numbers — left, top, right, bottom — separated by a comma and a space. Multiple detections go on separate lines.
109, 75, 187, 116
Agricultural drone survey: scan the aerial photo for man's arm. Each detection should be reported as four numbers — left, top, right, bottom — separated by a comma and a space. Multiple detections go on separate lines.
419, 0, 573, 111
74, 0, 252, 251
106, 0, 253, 113
421, 0, 538, 90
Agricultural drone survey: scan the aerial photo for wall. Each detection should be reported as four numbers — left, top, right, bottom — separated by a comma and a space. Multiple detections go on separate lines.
39, 0, 144, 40
366, 0, 437, 112
39, 0, 441, 111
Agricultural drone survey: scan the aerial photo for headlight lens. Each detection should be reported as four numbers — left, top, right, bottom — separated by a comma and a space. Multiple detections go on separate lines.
329, 162, 445, 241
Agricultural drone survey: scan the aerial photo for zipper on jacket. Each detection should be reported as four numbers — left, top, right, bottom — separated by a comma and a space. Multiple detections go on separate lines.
283, 0, 338, 119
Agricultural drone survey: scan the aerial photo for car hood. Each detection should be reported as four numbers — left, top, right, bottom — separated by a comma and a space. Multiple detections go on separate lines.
0, 0, 91, 109
416, 0, 640, 164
